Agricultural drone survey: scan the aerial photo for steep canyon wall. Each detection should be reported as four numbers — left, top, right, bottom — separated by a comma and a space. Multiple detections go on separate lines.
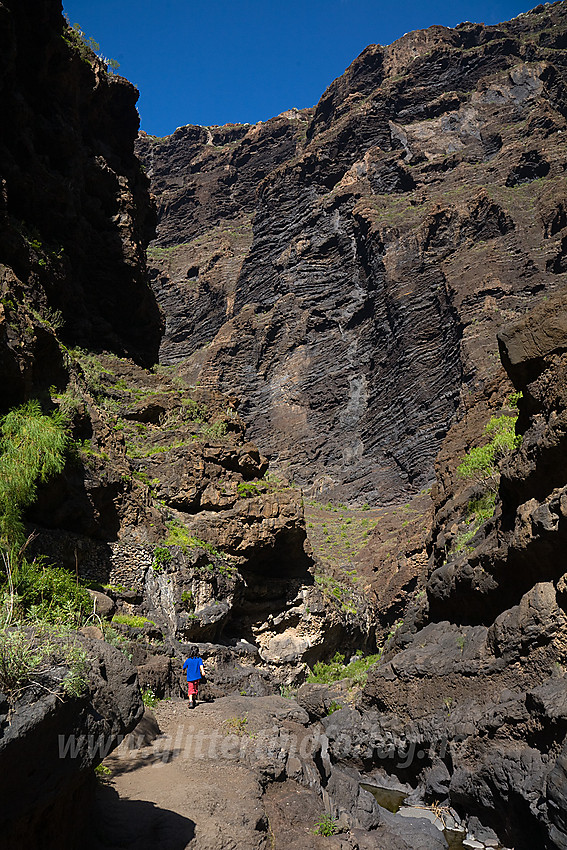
138, 1, 567, 503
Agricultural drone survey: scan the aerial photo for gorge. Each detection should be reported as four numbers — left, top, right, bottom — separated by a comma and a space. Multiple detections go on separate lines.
1, 0, 567, 848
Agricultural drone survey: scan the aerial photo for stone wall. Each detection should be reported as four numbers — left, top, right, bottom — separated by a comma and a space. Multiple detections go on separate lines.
29, 528, 153, 591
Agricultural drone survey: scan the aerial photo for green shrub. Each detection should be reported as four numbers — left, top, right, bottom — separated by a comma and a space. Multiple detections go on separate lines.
112, 613, 154, 629
102, 625, 133, 660
223, 715, 250, 736
69, 349, 112, 398
8, 557, 91, 623
236, 481, 264, 498
343, 653, 382, 686
457, 411, 521, 487
94, 764, 112, 783
0, 400, 68, 548
164, 522, 223, 559
307, 651, 381, 686
182, 398, 207, 422
200, 421, 227, 440
153, 546, 172, 573
63, 19, 120, 73
141, 686, 160, 708
307, 652, 345, 684
52, 389, 82, 424
0, 622, 88, 702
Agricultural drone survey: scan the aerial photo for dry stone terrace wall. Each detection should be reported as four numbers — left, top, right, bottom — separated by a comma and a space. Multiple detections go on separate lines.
29, 529, 153, 590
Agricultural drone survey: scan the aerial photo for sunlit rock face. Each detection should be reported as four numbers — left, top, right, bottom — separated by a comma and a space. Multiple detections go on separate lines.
138, 2, 567, 503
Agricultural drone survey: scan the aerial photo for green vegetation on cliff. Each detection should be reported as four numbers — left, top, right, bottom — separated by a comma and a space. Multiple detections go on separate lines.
307, 651, 381, 687
0, 401, 68, 549
0, 401, 91, 702
457, 396, 522, 489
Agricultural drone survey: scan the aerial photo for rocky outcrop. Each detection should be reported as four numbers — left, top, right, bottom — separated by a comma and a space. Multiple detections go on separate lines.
428, 291, 567, 625
0, 0, 161, 417
324, 289, 567, 849
0, 636, 143, 850
139, 2, 567, 502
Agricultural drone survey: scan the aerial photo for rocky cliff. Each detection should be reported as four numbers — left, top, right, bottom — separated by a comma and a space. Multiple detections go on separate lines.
137, 0, 567, 504
0, 0, 161, 416
0, 2, 326, 847
4, 1, 567, 849
0, 0, 328, 674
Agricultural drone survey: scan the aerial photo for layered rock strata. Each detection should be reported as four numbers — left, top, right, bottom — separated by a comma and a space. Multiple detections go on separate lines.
337, 291, 567, 850
138, 1, 567, 502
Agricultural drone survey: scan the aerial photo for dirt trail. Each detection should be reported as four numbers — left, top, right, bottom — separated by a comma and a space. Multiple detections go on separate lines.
87, 695, 328, 850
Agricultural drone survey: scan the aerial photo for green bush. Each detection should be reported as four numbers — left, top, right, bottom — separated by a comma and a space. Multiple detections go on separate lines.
237, 481, 264, 498
153, 546, 172, 573
457, 411, 521, 487
0, 622, 88, 702
200, 421, 227, 440
141, 686, 160, 708
94, 764, 112, 783
8, 557, 91, 623
63, 20, 120, 73
0, 400, 68, 548
306, 651, 381, 686
112, 613, 155, 628
163, 521, 223, 559
182, 398, 207, 422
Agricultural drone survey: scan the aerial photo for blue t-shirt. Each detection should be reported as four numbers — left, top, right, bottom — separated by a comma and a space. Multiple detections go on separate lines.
183, 657, 204, 681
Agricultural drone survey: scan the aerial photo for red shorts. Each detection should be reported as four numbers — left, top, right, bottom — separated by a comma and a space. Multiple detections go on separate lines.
187, 681, 199, 696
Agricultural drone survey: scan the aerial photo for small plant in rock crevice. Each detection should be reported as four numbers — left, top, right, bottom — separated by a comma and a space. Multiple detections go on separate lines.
223, 714, 253, 737
313, 814, 339, 836
450, 491, 498, 557
181, 590, 195, 612
152, 546, 172, 573
94, 764, 112, 784
141, 686, 160, 708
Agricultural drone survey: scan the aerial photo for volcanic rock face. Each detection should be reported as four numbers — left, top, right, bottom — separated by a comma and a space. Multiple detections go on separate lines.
0, 0, 161, 413
138, 2, 567, 502
345, 290, 567, 850
0, 637, 143, 850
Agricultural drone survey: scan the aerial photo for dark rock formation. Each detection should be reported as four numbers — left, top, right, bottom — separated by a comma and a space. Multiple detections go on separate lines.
0, 636, 143, 850
0, 0, 161, 414
334, 288, 567, 849
138, 1, 567, 502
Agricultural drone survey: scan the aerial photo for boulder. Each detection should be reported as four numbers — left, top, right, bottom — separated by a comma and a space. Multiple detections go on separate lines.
0, 636, 143, 850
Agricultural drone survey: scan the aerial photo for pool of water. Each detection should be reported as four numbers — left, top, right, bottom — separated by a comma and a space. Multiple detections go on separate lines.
359, 783, 407, 813
360, 784, 503, 849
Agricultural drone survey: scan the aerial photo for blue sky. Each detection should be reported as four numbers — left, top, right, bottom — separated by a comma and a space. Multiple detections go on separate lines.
62, 0, 538, 136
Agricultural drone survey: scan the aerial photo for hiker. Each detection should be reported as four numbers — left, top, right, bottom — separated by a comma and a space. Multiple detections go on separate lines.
182, 647, 205, 709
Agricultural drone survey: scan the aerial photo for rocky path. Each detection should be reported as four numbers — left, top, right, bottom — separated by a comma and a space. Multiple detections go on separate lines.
88, 695, 333, 850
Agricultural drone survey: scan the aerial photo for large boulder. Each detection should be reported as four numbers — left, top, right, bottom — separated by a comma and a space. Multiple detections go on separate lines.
0, 635, 143, 850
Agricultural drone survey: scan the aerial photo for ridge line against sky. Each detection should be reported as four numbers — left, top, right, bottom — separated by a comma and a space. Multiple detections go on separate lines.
63, 0, 542, 137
